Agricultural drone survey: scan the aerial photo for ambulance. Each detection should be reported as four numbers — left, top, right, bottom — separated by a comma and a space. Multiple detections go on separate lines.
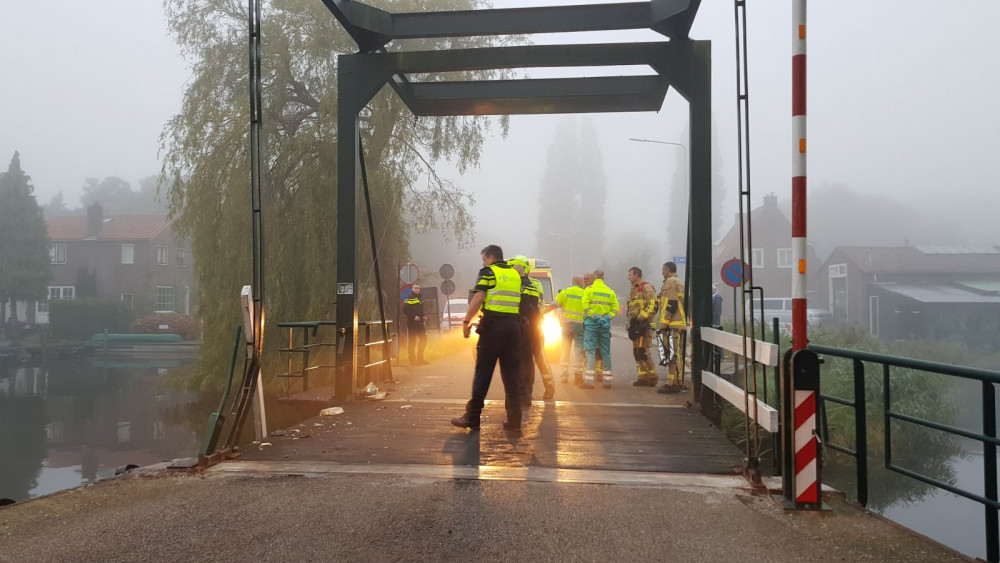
528, 258, 562, 350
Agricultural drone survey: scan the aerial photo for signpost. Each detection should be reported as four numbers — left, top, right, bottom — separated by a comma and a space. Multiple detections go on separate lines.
721, 258, 749, 332
399, 263, 419, 284
439, 263, 454, 280
399, 283, 414, 301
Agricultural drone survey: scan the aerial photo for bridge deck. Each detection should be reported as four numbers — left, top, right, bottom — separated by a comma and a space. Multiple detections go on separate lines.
244, 332, 743, 475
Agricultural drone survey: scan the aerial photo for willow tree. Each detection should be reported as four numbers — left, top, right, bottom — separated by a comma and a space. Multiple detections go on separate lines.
162, 0, 512, 387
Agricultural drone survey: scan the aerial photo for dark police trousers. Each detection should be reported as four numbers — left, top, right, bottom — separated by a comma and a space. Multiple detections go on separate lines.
467, 315, 522, 425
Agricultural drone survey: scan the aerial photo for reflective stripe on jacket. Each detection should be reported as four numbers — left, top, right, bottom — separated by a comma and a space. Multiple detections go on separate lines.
582, 279, 619, 317
483, 264, 521, 314
556, 285, 585, 324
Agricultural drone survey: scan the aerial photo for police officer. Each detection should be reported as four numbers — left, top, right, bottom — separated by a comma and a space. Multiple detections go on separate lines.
403, 284, 428, 365
544, 275, 585, 384
626, 267, 659, 386
657, 261, 687, 394
509, 255, 556, 404
582, 269, 619, 389
451, 245, 523, 432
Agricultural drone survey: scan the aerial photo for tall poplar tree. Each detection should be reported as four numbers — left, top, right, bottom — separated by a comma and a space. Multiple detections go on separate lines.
162, 0, 515, 385
0, 152, 50, 334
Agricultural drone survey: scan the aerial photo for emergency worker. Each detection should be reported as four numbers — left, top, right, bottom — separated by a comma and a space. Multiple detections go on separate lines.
581, 269, 619, 389
451, 245, 523, 432
626, 267, 659, 386
582, 272, 604, 381
544, 276, 585, 384
509, 255, 555, 404
657, 261, 687, 394
402, 284, 428, 365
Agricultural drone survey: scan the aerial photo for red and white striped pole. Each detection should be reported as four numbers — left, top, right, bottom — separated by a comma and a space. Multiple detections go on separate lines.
791, 0, 819, 506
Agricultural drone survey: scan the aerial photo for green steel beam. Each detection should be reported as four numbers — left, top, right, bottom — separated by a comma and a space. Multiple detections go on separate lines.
340, 42, 674, 75
322, 0, 695, 51
685, 40, 712, 397
403, 76, 668, 116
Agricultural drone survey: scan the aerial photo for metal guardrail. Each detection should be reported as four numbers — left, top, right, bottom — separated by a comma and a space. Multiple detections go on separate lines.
810, 344, 1000, 562
276, 320, 396, 393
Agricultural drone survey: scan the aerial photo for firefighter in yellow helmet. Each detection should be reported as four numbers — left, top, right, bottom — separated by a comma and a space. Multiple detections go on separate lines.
509, 255, 555, 404
626, 266, 659, 387
657, 261, 687, 394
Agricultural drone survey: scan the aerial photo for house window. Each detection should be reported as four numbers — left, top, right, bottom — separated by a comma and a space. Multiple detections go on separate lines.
156, 286, 175, 313
121, 293, 134, 310
751, 248, 764, 269
777, 248, 793, 268
122, 244, 134, 264
177, 248, 188, 267
37, 286, 75, 314
156, 246, 168, 266
49, 244, 66, 264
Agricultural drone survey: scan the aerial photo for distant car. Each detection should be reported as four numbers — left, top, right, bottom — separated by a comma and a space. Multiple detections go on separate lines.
441, 298, 468, 330
746, 297, 833, 329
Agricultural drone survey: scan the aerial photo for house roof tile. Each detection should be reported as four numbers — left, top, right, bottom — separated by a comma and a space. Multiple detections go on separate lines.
830, 246, 1000, 274
47, 215, 174, 241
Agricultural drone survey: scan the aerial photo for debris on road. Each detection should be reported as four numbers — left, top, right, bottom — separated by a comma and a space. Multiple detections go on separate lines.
320, 407, 345, 416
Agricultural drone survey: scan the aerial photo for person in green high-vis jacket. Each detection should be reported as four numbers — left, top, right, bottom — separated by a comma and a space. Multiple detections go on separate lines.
582, 269, 620, 389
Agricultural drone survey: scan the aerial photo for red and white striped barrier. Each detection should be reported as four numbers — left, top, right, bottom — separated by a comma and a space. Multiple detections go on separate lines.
794, 389, 819, 503
791, 0, 808, 353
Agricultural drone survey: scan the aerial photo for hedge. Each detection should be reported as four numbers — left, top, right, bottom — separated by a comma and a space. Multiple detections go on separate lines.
49, 299, 132, 341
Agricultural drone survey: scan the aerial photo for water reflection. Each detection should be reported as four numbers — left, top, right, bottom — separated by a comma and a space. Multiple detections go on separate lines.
0, 358, 201, 502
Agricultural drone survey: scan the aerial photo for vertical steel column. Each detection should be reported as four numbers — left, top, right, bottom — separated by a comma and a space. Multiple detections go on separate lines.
791, 0, 808, 351
853, 359, 868, 508
982, 381, 998, 563
335, 56, 389, 400
687, 40, 712, 398
335, 78, 360, 401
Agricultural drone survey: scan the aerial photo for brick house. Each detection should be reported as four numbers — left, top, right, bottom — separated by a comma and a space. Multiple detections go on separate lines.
40, 203, 196, 323
713, 193, 824, 306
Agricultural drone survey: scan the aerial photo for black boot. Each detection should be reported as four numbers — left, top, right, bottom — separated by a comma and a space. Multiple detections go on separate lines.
451, 411, 480, 430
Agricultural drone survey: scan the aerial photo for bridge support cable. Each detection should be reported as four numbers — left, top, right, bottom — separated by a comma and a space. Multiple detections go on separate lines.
732, 0, 763, 479
358, 136, 393, 383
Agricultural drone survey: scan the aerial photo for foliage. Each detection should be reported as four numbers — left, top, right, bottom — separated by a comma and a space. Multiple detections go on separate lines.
48, 299, 132, 341
751, 324, 964, 511
79, 176, 169, 215
534, 118, 606, 280
161, 0, 516, 386
131, 313, 202, 341
0, 152, 51, 328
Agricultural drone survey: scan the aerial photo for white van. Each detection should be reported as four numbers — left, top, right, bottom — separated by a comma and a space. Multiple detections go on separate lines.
747, 298, 833, 328
441, 298, 468, 330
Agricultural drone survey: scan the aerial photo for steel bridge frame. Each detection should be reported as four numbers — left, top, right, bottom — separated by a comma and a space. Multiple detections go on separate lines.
325, 0, 713, 403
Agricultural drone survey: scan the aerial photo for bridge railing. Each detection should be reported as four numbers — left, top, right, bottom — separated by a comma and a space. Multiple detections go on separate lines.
276, 320, 396, 395
809, 344, 1000, 563
700, 326, 781, 434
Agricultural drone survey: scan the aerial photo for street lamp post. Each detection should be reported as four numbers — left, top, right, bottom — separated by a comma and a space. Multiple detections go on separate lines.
629, 137, 688, 185
547, 231, 573, 284
629, 137, 689, 260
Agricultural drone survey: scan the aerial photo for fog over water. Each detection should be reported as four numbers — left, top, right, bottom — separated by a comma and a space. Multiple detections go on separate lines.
2, 0, 998, 280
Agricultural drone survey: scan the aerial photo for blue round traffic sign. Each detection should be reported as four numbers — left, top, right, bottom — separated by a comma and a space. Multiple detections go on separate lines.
721, 258, 749, 288
400, 283, 414, 301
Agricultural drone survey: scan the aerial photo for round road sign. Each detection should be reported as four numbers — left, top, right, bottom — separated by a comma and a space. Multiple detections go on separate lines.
721, 258, 749, 288
441, 279, 456, 296
439, 263, 455, 280
399, 283, 414, 301
399, 263, 419, 284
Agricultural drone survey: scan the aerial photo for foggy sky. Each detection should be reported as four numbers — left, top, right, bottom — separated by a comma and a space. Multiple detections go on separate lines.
3, 1, 998, 280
